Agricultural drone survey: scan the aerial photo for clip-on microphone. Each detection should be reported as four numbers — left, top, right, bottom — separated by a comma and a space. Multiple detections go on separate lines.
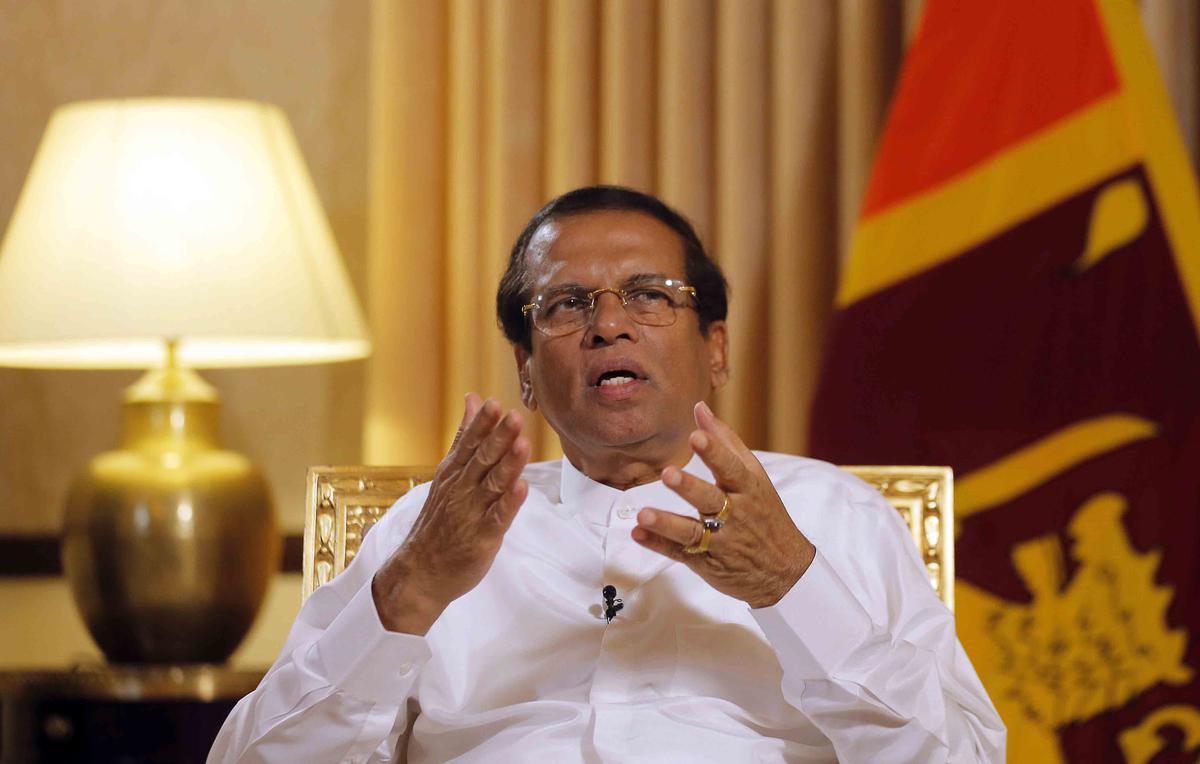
602, 585, 624, 623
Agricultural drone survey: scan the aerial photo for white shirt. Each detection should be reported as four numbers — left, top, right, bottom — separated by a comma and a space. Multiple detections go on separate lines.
210, 453, 1005, 763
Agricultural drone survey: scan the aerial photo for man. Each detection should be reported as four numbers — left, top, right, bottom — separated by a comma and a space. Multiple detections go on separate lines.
210, 187, 1005, 763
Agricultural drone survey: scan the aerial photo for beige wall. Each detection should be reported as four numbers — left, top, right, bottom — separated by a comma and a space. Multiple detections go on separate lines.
0, 1, 369, 666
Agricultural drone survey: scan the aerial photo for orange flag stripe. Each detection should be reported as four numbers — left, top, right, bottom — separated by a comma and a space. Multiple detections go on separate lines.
861, 0, 1119, 218
838, 94, 1138, 307
841, 0, 1200, 341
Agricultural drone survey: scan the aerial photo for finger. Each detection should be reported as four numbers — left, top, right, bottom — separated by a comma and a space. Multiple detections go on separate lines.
661, 466, 728, 516
631, 525, 693, 564
635, 507, 706, 549
450, 393, 484, 451
450, 397, 503, 465
489, 477, 529, 529
688, 427, 754, 492
695, 400, 758, 458
479, 433, 530, 497
466, 409, 525, 480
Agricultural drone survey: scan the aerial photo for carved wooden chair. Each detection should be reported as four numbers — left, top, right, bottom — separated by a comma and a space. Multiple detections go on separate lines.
303, 465, 954, 611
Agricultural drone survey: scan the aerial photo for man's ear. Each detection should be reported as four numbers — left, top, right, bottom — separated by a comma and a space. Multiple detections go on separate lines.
705, 321, 730, 391
513, 344, 538, 411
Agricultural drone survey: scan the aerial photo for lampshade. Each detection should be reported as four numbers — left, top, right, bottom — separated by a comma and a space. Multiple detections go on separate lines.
0, 98, 370, 368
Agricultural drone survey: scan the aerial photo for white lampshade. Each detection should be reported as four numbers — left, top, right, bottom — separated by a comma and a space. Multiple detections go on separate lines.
0, 98, 370, 368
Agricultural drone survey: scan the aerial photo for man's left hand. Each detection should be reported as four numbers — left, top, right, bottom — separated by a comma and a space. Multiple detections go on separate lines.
632, 401, 817, 609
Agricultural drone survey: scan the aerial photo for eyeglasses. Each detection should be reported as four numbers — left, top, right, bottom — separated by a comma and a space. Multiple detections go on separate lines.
521, 278, 699, 337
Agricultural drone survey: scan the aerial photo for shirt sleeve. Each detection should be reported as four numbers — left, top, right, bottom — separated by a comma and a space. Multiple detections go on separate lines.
208, 487, 432, 764
751, 484, 1007, 764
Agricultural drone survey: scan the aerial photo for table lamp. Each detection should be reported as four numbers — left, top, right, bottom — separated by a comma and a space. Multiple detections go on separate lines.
0, 99, 371, 663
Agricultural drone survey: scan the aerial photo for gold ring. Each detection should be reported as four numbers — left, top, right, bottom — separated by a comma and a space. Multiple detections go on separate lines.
684, 526, 712, 554
702, 492, 731, 531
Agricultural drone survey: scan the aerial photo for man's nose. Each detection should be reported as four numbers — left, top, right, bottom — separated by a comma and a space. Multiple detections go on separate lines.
587, 291, 637, 345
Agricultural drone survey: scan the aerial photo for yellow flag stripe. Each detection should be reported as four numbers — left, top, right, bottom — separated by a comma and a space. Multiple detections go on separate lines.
1094, 0, 1200, 344
957, 413, 1159, 518
838, 95, 1139, 307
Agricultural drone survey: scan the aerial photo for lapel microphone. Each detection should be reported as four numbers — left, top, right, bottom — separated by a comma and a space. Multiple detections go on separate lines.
602, 585, 624, 623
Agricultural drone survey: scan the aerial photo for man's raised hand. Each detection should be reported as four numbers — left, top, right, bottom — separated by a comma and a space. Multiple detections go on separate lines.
372, 393, 531, 634
632, 401, 816, 609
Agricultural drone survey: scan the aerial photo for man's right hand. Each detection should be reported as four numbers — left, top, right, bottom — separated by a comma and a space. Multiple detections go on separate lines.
372, 393, 531, 635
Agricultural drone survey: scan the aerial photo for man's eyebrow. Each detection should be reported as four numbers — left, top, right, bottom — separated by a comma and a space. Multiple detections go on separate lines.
622, 272, 671, 286
539, 273, 674, 295
541, 281, 587, 295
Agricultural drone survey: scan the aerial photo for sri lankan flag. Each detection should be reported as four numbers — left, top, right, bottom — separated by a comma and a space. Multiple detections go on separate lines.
809, 1, 1200, 761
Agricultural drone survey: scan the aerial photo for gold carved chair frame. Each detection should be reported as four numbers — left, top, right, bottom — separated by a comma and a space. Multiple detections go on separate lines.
303, 465, 954, 612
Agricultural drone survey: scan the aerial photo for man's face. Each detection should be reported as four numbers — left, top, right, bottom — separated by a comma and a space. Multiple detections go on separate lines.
515, 209, 728, 461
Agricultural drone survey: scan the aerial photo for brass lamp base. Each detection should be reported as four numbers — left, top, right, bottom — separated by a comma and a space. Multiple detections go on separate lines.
61, 361, 279, 663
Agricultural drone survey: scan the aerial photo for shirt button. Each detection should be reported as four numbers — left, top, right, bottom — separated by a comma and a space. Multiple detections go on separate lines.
398, 661, 413, 675
616, 504, 636, 519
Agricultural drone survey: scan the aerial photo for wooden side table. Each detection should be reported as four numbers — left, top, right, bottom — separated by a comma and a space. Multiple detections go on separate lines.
0, 664, 264, 764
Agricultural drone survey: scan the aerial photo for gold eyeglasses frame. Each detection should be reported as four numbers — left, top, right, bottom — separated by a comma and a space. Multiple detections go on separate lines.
521, 278, 699, 337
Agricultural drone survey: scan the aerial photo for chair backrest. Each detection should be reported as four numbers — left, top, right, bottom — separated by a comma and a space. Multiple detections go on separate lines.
303, 464, 954, 611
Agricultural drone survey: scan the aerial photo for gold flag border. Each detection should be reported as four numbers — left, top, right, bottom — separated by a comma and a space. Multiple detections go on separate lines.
1094, 0, 1200, 342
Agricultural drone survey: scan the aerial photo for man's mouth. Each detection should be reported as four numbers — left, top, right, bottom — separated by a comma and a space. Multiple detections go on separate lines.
597, 371, 639, 387
588, 361, 649, 400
